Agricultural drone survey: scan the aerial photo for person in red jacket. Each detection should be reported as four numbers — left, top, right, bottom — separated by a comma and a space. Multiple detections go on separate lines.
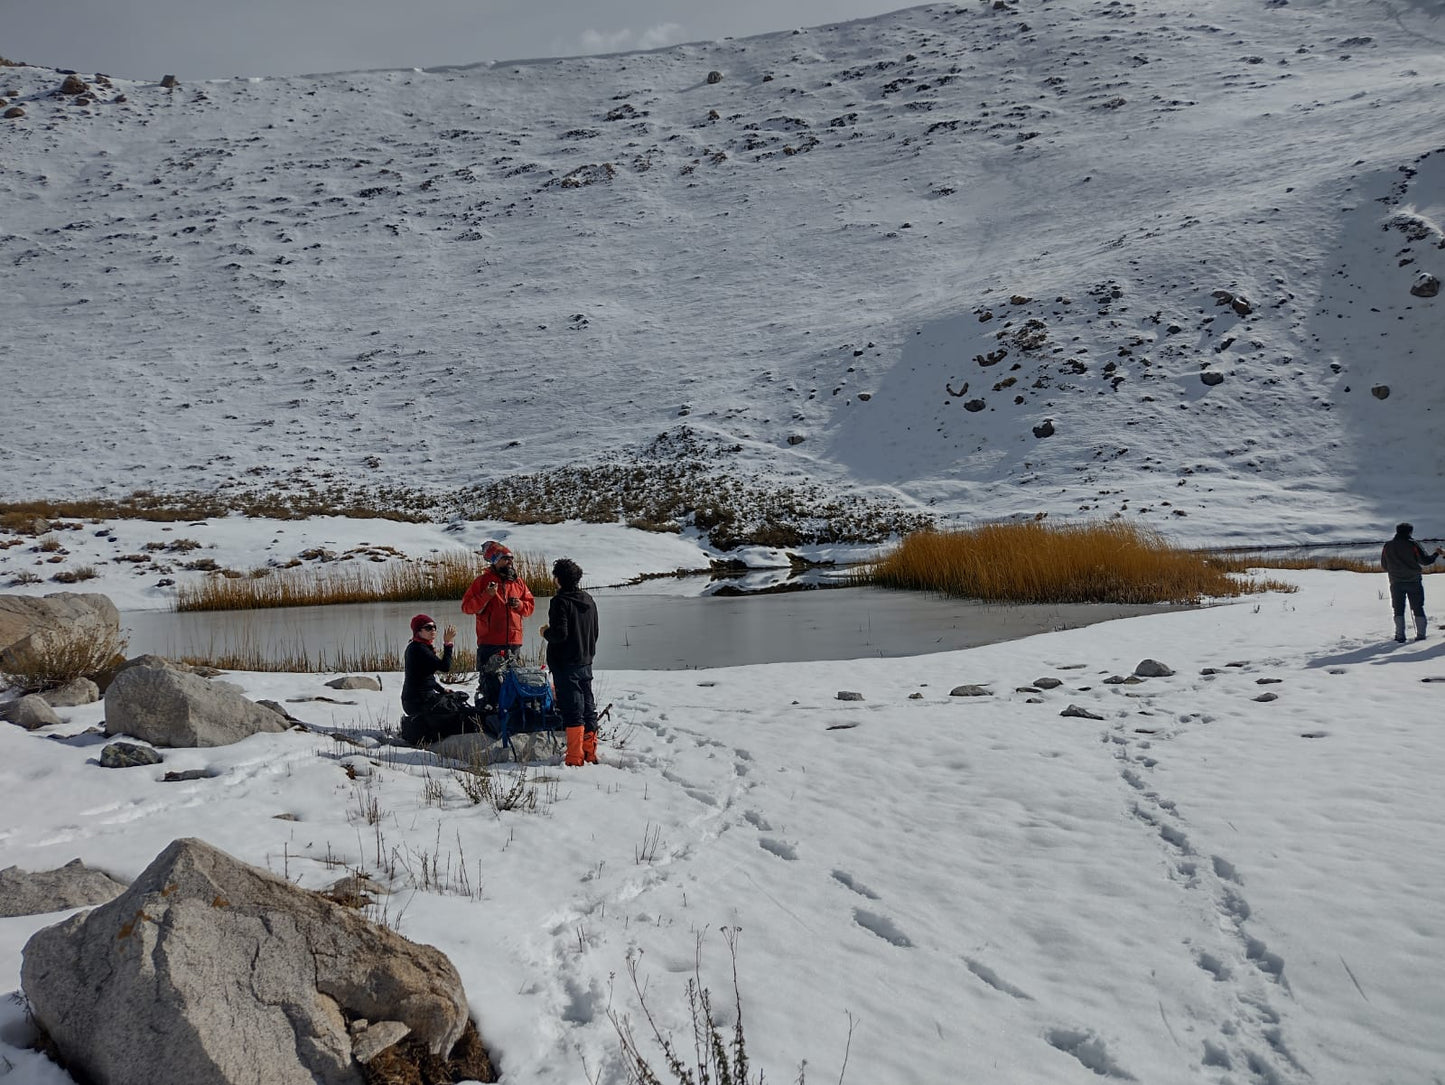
461, 541, 535, 712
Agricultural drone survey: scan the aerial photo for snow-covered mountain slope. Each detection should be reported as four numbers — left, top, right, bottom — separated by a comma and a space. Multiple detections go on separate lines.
3, 0, 1443, 544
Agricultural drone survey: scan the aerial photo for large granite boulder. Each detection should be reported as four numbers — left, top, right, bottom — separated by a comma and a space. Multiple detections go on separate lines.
22, 837, 472, 1085
1, 693, 63, 729
0, 859, 128, 917
0, 592, 121, 664
104, 661, 288, 748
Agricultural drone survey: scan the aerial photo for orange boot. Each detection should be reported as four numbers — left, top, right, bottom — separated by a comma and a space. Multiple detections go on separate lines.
565, 726, 584, 766
582, 729, 598, 764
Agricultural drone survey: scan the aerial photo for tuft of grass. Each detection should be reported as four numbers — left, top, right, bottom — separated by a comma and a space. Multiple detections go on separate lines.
1207, 552, 1405, 575
609, 928, 849, 1085
866, 521, 1293, 604
177, 638, 478, 675
1, 626, 129, 693
174, 551, 552, 611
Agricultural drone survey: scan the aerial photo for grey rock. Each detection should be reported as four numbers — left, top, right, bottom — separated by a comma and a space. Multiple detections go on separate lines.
352, 1020, 412, 1064
99, 742, 163, 768
326, 676, 382, 692
1410, 272, 1440, 298
1372, 384, 1390, 400
162, 769, 215, 782
1200, 370, 1225, 387
706, 70, 723, 84
907, 692, 924, 700
836, 690, 864, 701
1254, 692, 1279, 702
431, 731, 509, 765
1133, 659, 1175, 678
0, 592, 121, 666
1025, 697, 1044, 703
42, 677, 101, 708
4, 694, 63, 729
22, 838, 471, 1085
1032, 420, 1055, 438
104, 661, 287, 747
1033, 677, 1063, 689
256, 699, 295, 721
1061, 704, 1105, 720
949, 685, 991, 697
0, 859, 128, 917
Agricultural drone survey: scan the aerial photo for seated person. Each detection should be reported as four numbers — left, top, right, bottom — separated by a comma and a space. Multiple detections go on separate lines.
400, 614, 479, 744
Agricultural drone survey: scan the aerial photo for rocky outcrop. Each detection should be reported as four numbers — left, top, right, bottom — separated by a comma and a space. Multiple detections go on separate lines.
104, 661, 287, 747
0, 592, 121, 665
22, 837, 473, 1085
0, 859, 128, 917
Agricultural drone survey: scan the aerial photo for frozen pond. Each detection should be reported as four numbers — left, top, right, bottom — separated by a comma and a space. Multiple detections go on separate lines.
122, 585, 1182, 671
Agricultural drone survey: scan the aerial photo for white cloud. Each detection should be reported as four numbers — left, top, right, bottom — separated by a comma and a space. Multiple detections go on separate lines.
636, 22, 685, 50
577, 21, 684, 56
578, 27, 636, 54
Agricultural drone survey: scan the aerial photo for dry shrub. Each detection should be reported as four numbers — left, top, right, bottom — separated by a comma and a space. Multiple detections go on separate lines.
870, 521, 1293, 604
177, 635, 477, 675
361, 1019, 496, 1085
1, 626, 130, 693
1207, 553, 1389, 574
175, 552, 551, 612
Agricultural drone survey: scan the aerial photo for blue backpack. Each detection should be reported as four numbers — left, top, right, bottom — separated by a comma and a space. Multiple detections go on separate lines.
496, 661, 559, 746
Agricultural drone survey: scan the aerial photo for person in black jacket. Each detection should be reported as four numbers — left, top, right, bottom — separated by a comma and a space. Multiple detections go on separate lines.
1381, 522, 1444, 642
400, 614, 477, 744
539, 558, 600, 766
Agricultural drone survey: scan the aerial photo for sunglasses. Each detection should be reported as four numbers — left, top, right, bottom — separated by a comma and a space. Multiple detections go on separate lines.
420, 623, 437, 631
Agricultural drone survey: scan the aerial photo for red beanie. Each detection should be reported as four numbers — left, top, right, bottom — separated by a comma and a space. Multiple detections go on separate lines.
410, 614, 435, 635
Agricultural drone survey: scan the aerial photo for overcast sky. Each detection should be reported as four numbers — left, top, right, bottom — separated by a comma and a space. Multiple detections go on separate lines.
4, 0, 912, 81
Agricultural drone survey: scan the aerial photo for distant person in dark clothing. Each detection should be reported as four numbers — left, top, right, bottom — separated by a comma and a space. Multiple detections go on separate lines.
461, 541, 535, 713
540, 558, 599, 767
1381, 522, 1443, 642
400, 614, 477, 744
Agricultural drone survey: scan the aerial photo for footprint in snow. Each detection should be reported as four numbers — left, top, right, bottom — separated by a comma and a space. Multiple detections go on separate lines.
1044, 1027, 1135, 1080
742, 809, 772, 832
964, 958, 1032, 1000
852, 909, 913, 948
758, 837, 797, 860
831, 869, 880, 899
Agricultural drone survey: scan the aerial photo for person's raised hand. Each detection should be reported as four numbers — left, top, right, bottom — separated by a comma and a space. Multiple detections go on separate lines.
443, 623, 456, 643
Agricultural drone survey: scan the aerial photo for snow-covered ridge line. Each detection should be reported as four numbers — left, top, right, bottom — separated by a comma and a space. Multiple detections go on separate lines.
2, 0, 1444, 547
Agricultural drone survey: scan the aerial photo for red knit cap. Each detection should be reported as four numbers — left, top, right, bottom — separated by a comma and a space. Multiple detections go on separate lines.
410, 614, 435, 635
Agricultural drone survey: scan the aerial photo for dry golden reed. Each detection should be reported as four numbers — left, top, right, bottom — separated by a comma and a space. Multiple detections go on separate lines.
175, 551, 552, 612
868, 521, 1294, 604
0, 627, 130, 693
